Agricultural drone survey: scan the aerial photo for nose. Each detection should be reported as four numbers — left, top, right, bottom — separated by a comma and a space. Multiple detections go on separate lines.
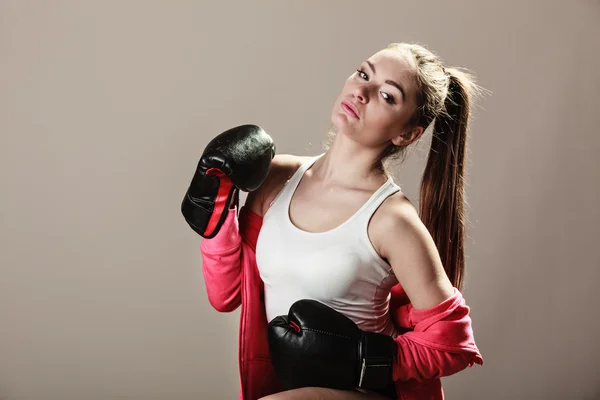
353, 84, 369, 103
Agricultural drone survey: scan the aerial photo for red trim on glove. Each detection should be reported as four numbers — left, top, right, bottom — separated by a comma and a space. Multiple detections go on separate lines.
204, 168, 234, 237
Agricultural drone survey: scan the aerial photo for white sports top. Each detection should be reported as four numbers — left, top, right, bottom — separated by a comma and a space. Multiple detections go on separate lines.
255, 154, 401, 337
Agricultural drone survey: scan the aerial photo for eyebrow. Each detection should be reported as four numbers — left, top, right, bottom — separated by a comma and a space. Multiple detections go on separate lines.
365, 60, 406, 101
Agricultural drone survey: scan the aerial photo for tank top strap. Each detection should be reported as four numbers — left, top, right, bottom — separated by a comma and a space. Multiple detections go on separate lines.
267, 153, 322, 210
353, 177, 401, 226
287, 154, 322, 189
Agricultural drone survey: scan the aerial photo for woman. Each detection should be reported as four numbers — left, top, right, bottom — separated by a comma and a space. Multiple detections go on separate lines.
194, 42, 484, 400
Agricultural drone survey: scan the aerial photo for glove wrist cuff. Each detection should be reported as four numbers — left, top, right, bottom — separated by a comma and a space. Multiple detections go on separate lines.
358, 332, 396, 389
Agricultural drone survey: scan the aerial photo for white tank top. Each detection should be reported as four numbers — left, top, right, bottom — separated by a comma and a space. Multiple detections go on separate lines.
255, 154, 401, 337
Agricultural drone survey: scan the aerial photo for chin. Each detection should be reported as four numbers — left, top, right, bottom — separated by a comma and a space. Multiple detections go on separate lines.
330, 111, 352, 132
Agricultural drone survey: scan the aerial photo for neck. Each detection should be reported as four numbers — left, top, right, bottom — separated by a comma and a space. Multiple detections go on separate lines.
312, 130, 388, 187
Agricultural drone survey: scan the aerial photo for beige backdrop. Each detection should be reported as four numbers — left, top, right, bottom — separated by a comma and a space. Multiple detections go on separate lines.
1, 1, 599, 399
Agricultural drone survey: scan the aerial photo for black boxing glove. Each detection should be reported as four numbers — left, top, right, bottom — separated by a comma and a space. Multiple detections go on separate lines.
267, 299, 397, 391
181, 124, 275, 238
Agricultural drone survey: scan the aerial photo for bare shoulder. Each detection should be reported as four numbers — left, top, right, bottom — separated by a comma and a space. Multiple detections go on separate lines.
370, 192, 454, 308
244, 154, 312, 217
270, 154, 311, 176
370, 192, 425, 252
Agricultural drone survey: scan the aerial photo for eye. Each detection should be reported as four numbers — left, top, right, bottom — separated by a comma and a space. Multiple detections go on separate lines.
356, 69, 368, 80
381, 91, 395, 104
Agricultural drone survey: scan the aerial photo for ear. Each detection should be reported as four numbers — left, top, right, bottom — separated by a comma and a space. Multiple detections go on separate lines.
391, 125, 424, 147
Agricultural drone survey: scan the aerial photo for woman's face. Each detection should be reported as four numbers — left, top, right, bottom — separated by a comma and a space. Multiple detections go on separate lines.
331, 48, 422, 149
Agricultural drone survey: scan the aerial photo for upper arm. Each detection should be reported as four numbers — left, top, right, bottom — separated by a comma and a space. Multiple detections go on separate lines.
244, 154, 305, 217
373, 195, 455, 310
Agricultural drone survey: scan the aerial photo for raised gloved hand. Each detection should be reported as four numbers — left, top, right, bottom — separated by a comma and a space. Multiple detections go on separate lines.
267, 299, 397, 391
181, 124, 275, 238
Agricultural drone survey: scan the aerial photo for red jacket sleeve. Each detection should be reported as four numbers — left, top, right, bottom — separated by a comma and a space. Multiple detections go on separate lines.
199, 206, 262, 312
391, 288, 483, 382
199, 207, 243, 312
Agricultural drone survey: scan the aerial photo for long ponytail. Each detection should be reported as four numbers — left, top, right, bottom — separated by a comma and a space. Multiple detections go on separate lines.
419, 69, 473, 291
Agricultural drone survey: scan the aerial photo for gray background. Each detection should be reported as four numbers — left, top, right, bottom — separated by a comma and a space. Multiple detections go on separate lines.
1, 1, 599, 399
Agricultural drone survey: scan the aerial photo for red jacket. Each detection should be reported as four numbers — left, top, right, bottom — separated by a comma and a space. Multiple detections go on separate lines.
200, 206, 483, 400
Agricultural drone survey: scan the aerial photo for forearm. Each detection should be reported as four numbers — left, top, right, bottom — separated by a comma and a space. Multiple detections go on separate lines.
393, 334, 479, 381
181, 124, 274, 311
200, 207, 243, 312
391, 288, 483, 382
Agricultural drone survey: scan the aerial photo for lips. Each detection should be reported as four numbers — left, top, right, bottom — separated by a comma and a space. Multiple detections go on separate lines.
341, 100, 359, 119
